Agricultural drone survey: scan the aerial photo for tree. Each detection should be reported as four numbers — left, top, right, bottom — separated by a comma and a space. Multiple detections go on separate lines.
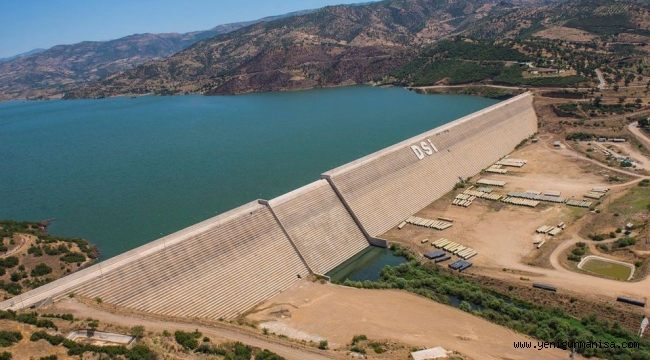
639, 117, 649, 128
130, 326, 145, 339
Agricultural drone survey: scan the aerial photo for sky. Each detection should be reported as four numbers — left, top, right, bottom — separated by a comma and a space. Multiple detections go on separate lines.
0, 0, 371, 58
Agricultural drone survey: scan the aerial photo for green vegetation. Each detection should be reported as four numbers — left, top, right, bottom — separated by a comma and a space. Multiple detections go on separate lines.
608, 186, 650, 217
318, 340, 328, 350
495, 65, 587, 87
614, 237, 636, 249
175, 330, 283, 359
0, 332, 22, 347
60, 252, 86, 264
0, 352, 10, 360
174, 330, 202, 350
0, 220, 97, 297
30, 263, 52, 277
31, 330, 155, 359
255, 349, 285, 360
0, 311, 56, 330
393, 39, 533, 86
397, 60, 503, 86
568, 242, 587, 262
430, 40, 529, 62
130, 325, 145, 339
30, 331, 65, 346
351, 334, 367, 345
339, 246, 650, 359
566, 132, 595, 141
566, 14, 650, 36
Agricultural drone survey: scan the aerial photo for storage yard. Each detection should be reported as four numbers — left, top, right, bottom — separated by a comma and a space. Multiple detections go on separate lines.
382, 136, 650, 309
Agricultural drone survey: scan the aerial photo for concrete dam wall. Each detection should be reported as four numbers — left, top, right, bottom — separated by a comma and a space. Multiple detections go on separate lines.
0, 92, 537, 320
322, 92, 537, 236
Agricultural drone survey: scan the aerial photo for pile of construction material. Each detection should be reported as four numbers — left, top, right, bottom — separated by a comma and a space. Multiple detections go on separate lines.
543, 190, 561, 197
566, 199, 592, 208
507, 191, 566, 204
449, 259, 473, 272
536, 224, 563, 236
424, 250, 451, 263
477, 178, 507, 187
496, 158, 527, 167
452, 193, 475, 207
584, 191, 606, 199
486, 164, 508, 174
501, 196, 540, 207
464, 189, 502, 201
432, 238, 477, 260
405, 216, 453, 230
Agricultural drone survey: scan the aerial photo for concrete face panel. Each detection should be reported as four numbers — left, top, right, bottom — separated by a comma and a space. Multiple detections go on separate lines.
268, 180, 369, 274
323, 93, 537, 236
1, 202, 310, 320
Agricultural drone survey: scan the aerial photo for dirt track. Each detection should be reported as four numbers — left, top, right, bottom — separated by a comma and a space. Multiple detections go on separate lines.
50, 299, 337, 360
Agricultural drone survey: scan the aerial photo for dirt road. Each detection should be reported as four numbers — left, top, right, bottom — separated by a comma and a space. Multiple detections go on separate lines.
595, 69, 606, 90
629, 122, 650, 150
51, 299, 337, 360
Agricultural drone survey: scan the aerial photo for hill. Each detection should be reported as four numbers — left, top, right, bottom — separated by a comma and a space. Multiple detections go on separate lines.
64, 0, 522, 98
0, 10, 314, 100
3, 0, 649, 100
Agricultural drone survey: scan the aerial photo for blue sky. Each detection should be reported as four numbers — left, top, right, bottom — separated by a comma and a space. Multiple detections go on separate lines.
0, 0, 371, 58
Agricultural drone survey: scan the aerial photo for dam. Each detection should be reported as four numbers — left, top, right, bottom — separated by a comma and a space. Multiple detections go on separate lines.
0, 92, 538, 320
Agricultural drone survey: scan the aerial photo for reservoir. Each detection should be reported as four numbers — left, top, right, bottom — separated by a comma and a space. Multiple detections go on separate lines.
0, 86, 498, 259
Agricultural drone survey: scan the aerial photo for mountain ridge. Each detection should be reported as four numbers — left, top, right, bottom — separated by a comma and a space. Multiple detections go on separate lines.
0, 9, 315, 100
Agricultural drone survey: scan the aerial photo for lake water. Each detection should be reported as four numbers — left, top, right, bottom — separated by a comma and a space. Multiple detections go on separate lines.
0, 86, 497, 259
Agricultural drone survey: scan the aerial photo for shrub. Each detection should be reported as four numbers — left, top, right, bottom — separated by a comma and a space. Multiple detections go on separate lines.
318, 340, 328, 350
27, 246, 43, 256
369, 342, 386, 353
0, 331, 22, 347
31, 263, 52, 277
60, 252, 85, 264
0, 257, 18, 269
614, 237, 636, 248
350, 345, 366, 354
174, 330, 202, 351
30, 331, 65, 346
255, 349, 285, 360
351, 335, 367, 345
130, 326, 145, 339
0, 352, 10, 360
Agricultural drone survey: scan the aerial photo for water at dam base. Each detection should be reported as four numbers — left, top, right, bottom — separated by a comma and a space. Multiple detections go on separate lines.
327, 246, 408, 282
0, 87, 498, 259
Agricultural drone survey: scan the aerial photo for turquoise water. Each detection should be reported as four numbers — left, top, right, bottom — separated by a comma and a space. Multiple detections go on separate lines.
0, 87, 497, 259
327, 246, 408, 282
